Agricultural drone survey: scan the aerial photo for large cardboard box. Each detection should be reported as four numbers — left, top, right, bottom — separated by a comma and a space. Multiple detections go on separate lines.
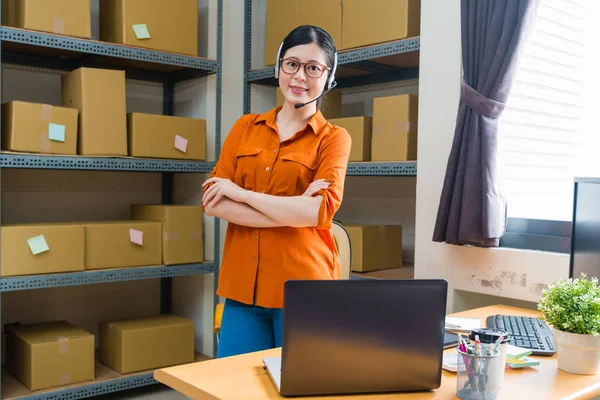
99, 0, 198, 56
341, 0, 421, 50
84, 221, 162, 270
264, 0, 341, 66
6, 321, 94, 391
2, 0, 91, 38
62, 67, 127, 156
131, 205, 203, 265
276, 88, 342, 119
127, 113, 206, 161
329, 116, 372, 161
372, 94, 418, 161
1, 101, 78, 155
342, 224, 403, 272
1, 223, 85, 277
99, 314, 194, 374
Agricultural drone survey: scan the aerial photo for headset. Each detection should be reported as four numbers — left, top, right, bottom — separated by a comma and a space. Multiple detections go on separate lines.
274, 41, 338, 91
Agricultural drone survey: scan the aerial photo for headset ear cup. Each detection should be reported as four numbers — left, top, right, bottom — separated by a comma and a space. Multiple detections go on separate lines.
328, 53, 338, 89
274, 41, 284, 79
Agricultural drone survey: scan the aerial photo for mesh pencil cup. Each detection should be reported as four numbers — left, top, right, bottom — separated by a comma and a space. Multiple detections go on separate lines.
456, 347, 500, 400
469, 328, 511, 388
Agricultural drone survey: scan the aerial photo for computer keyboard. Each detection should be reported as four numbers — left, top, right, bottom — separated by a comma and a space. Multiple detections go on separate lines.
485, 314, 556, 356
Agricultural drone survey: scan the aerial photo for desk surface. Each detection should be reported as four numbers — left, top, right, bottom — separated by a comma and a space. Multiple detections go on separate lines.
155, 305, 600, 400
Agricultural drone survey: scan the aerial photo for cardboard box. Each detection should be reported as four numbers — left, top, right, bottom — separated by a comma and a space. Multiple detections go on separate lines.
341, 0, 421, 50
342, 224, 403, 272
131, 205, 203, 265
276, 88, 342, 119
62, 67, 127, 156
372, 94, 418, 161
99, 314, 194, 374
264, 0, 341, 66
1, 223, 85, 277
1, 101, 78, 155
2, 0, 91, 38
99, 0, 198, 56
84, 221, 162, 270
6, 321, 94, 391
329, 116, 372, 161
127, 113, 206, 161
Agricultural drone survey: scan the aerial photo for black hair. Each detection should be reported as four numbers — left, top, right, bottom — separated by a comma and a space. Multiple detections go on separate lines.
279, 25, 336, 109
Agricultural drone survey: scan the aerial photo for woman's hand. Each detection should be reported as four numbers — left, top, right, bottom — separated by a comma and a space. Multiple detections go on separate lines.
202, 177, 248, 207
302, 179, 330, 197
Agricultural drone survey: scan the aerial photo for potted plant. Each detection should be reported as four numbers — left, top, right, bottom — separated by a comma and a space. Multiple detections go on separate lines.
538, 274, 600, 375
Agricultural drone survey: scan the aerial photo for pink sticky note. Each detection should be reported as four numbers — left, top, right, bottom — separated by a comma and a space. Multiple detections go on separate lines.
129, 229, 144, 246
174, 135, 188, 153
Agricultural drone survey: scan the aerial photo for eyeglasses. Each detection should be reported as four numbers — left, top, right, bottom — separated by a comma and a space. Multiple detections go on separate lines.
279, 58, 330, 79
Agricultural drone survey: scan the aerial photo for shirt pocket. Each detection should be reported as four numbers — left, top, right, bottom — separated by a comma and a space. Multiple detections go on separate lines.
280, 152, 318, 195
235, 145, 262, 190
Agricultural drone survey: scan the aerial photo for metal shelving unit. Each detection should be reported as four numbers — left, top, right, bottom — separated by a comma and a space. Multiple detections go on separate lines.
242, 0, 419, 177
0, 1, 223, 399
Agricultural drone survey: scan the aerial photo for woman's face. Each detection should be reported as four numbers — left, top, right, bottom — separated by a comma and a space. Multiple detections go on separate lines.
278, 42, 330, 108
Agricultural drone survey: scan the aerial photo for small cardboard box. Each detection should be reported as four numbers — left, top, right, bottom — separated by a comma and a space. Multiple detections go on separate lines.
2, 0, 92, 38
6, 321, 95, 391
264, 0, 341, 66
342, 224, 403, 272
99, 0, 198, 56
0, 223, 85, 277
329, 116, 372, 161
340, 0, 420, 50
84, 221, 162, 270
1, 101, 78, 155
99, 314, 195, 374
372, 94, 418, 161
61, 67, 127, 156
127, 113, 206, 161
276, 88, 342, 119
131, 205, 203, 265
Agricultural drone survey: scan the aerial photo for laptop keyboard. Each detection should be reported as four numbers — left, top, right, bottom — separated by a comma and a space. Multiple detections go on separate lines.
485, 314, 556, 356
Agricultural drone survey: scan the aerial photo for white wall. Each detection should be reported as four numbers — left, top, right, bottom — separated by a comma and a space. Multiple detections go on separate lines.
415, 0, 570, 312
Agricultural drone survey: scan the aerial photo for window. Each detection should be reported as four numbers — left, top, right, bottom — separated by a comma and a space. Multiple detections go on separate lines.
499, 0, 598, 252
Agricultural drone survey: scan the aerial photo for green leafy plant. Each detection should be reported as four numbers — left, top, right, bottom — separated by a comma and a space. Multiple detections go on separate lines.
538, 274, 600, 336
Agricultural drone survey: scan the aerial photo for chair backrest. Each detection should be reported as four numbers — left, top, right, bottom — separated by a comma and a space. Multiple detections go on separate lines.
331, 221, 352, 279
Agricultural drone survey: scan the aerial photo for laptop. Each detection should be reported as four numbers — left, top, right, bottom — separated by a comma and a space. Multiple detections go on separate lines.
264, 279, 448, 397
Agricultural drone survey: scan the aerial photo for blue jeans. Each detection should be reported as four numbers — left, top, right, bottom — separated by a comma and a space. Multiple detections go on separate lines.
216, 298, 284, 358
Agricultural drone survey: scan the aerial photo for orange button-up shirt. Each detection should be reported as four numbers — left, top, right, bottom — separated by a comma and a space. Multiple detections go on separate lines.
210, 106, 351, 309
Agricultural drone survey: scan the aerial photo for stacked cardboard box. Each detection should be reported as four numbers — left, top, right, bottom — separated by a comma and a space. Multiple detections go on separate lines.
342, 223, 403, 272
372, 94, 418, 161
99, 314, 195, 374
2, 0, 92, 38
264, 0, 420, 64
328, 116, 372, 161
6, 321, 95, 391
99, 0, 198, 56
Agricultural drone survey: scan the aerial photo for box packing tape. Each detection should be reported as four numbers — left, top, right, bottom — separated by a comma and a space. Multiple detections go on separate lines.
40, 133, 52, 153
190, 230, 203, 240
57, 336, 69, 355
53, 18, 65, 35
373, 121, 417, 135
163, 231, 180, 242
41, 104, 53, 122
59, 371, 70, 386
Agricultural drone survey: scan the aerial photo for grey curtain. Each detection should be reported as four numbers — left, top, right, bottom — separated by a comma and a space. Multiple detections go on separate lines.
433, 0, 540, 247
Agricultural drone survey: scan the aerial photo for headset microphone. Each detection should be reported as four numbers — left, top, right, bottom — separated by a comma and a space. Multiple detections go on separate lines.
294, 80, 338, 109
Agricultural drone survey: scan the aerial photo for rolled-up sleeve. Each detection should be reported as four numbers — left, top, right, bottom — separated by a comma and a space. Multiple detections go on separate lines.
314, 128, 352, 229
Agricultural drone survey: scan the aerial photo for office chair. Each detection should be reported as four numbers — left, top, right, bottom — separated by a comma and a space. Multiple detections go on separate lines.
213, 221, 353, 336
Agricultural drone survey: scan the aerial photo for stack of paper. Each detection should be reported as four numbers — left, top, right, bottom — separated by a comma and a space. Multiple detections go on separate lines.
505, 344, 540, 369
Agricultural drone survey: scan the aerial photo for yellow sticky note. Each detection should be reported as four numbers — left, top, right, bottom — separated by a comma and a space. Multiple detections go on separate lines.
28, 235, 49, 255
132, 24, 150, 40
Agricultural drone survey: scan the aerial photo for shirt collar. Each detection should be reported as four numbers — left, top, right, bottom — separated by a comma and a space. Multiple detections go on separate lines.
254, 106, 328, 136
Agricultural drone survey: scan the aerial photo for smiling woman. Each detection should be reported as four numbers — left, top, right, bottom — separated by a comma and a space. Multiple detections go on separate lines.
201, 25, 351, 359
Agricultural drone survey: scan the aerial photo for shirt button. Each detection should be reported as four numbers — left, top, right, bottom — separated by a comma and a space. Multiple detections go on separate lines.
274, 149, 278, 153
253, 261, 257, 265
260, 190, 264, 193
266, 167, 270, 172
254, 236, 258, 240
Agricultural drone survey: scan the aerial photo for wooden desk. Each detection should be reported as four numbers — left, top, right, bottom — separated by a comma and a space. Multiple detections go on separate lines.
155, 305, 600, 399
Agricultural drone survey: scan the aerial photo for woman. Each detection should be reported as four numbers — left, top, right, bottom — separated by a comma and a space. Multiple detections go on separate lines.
202, 25, 351, 358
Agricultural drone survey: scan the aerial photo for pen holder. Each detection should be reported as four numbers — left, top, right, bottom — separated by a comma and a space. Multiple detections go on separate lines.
456, 348, 500, 400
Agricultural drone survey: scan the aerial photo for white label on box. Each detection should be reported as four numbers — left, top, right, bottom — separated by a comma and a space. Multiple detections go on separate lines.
129, 229, 144, 246
174, 135, 188, 153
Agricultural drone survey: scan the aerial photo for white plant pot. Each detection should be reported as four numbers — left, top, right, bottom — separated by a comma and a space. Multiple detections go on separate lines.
554, 328, 600, 375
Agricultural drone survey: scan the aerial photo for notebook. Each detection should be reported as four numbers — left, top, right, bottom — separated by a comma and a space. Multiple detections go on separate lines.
444, 316, 480, 333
